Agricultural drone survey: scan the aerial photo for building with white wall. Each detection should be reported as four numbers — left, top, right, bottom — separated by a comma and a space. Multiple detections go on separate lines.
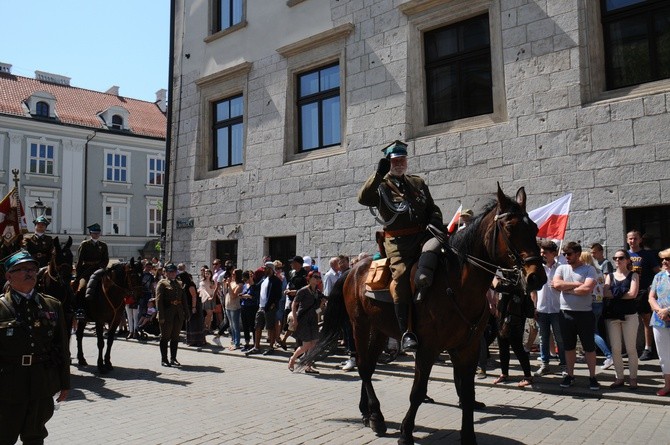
167, 0, 670, 269
0, 63, 167, 260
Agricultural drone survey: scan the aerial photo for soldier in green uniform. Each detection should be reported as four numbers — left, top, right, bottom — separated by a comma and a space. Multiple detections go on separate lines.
358, 140, 443, 352
75, 223, 109, 285
155, 263, 187, 367
0, 251, 70, 444
23, 216, 54, 269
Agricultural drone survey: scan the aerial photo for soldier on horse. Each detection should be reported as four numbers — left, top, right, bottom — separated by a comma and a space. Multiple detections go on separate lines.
358, 140, 445, 352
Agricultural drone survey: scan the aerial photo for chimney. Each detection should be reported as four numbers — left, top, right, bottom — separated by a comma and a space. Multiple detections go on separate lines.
155, 89, 167, 112
35, 70, 71, 86
0, 63, 11, 74
106, 86, 120, 96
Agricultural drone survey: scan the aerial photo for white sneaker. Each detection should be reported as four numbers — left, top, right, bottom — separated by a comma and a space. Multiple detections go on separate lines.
560, 365, 568, 377
342, 357, 356, 371
601, 357, 614, 371
534, 363, 550, 377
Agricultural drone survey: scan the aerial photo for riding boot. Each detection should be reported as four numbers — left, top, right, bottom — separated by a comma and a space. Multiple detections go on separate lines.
414, 246, 440, 303
170, 340, 181, 366
160, 340, 171, 367
394, 303, 418, 352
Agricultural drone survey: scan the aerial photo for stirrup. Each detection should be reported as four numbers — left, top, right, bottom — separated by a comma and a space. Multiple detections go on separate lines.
401, 331, 418, 352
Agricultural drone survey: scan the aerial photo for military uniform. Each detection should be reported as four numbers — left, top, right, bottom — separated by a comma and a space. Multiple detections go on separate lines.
358, 140, 443, 352
24, 233, 54, 269
155, 269, 186, 366
75, 238, 109, 282
0, 283, 70, 443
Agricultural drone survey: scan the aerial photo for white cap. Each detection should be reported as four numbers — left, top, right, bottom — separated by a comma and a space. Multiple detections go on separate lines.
303, 256, 312, 267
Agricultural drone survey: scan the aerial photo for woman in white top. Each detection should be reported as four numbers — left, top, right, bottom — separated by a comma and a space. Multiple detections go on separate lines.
199, 268, 217, 333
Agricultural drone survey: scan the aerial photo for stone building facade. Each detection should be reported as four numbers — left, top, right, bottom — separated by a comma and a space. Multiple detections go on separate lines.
167, 0, 670, 270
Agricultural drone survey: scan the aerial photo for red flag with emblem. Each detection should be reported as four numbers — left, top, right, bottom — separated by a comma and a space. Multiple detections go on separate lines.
0, 186, 28, 247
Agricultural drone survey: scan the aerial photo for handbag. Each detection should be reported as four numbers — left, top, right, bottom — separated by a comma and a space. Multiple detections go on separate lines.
366, 257, 391, 290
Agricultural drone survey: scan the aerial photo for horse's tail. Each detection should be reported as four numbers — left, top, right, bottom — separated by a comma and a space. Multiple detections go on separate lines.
299, 268, 352, 367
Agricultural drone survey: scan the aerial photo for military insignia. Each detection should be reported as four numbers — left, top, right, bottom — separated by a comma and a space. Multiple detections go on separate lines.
34, 321, 41, 328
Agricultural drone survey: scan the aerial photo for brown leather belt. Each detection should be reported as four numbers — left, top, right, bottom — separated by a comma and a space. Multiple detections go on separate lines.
384, 226, 424, 238
171, 300, 183, 306
0, 354, 52, 366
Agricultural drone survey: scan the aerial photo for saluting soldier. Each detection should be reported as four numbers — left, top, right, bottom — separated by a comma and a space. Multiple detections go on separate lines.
75, 223, 109, 285
155, 263, 187, 367
0, 251, 70, 444
23, 215, 54, 269
358, 140, 443, 352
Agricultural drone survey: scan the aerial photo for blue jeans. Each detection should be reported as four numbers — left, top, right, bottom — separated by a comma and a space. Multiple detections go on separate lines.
592, 302, 612, 358
225, 308, 241, 348
537, 312, 566, 365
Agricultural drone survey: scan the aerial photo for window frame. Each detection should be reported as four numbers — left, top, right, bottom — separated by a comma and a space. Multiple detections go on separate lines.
212, 94, 244, 170
35, 101, 50, 118
102, 193, 131, 236
24, 189, 59, 233
104, 149, 131, 184
296, 62, 342, 153
147, 155, 165, 186
26, 139, 56, 176
402, 0, 507, 138
111, 114, 124, 130
147, 198, 162, 237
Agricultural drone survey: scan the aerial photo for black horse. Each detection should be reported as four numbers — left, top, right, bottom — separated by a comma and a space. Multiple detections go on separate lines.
74, 258, 143, 373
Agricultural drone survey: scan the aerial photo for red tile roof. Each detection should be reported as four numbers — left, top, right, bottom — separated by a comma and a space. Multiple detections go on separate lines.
0, 73, 166, 138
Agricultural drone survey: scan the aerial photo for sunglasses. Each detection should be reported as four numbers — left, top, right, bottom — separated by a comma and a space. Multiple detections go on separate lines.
612, 256, 626, 261
662, 258, 670, 262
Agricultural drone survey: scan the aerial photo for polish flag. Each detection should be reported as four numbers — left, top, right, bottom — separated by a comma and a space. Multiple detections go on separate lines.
528, 193, 572, 240
446, 204, 462, 233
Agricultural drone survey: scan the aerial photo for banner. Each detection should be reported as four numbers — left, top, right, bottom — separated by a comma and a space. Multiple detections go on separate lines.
528, 193, 572, 240
446, 204, 463, 233
0, 186, 28, 247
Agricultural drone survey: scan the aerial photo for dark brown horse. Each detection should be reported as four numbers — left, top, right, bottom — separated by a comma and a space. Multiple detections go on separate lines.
36, 236, 75, 343
74, 258, 143, 373
304, 185, 547, 445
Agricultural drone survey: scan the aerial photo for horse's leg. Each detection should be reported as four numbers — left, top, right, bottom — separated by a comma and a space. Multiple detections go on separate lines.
76, 319, 88, 366
452, 346, 480, 445
357, 324, 388, 436
95, 322, 106, 373
399, 347, 439, 445
104, 319, 118, 371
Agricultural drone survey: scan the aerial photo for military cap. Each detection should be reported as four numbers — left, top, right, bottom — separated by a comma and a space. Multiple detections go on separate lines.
5, 250, 39, 272
381, 140, 408, 158
165, 263, 178, 272
33, 215, 50, 226
87, 223, 102, 233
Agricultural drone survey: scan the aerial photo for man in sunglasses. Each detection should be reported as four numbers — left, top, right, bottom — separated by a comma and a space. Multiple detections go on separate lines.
553, 242, 599, 390
0, 251, 70, 444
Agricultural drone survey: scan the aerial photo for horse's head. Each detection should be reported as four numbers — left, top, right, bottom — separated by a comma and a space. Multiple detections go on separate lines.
490, 184, 547, 293
50, 236, 74, 279
122, 257, 144, 298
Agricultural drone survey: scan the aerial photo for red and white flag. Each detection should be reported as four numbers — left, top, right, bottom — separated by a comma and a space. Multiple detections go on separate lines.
0, 186, 28, 247
446, 204, 463, 233
528, 193, 572, 240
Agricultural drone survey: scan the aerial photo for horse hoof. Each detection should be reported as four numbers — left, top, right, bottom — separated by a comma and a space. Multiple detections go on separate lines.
369, 419, 387, 437
105, 363, 114, 371
362, 416, 370, 427
77, 358, 88, 367
398, 436, 414, 445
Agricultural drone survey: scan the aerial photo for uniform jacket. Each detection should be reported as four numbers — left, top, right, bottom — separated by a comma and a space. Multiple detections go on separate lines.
155, 278, 187, 322
0, 290, 70, 401
23, 234, 53, 268
76, 239, 109, 275
358, 172, 442, 231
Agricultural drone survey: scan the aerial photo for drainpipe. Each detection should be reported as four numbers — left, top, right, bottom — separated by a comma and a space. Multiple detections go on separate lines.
161, 0, 177, 264
84, 131, 98, 234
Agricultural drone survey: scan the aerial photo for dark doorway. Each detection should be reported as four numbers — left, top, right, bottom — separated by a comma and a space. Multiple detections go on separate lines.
268, 236, 296, 267
214, 240, 238, 267
624, 205, 670, 251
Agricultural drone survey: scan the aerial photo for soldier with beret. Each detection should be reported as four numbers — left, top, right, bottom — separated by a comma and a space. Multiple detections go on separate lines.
23, 216, 54, 269
0, 251, 70, 444
155, 263, 187, 367
358, 140, 444, 352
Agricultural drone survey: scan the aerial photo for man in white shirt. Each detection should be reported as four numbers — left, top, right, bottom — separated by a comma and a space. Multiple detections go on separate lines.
322, 257, 340, 297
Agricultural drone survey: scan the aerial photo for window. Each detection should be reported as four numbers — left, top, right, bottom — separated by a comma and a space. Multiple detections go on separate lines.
625, 205, 670, 251
147, 156, 165, 185
105, 151, 129, 182
216, 0, 243, 32
424, 14, 493, 124
214, 240, 238, 267
297, 63, 341, 152
602, 0, 670, 90
29, 142, 55, 175
213, 94, 244, 169
35, 101, 49, 117
147, 200, 162, 236
111, 114, 124, 130
103, 194, 131, 236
